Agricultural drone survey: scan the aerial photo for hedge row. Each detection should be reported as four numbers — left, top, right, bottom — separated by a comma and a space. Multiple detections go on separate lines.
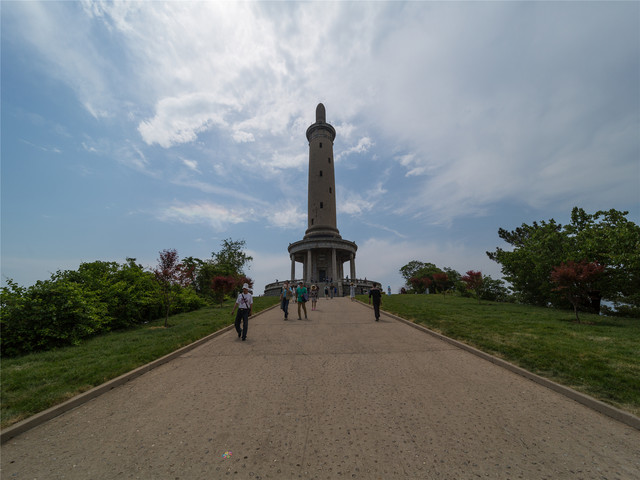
1, 260, 205, 357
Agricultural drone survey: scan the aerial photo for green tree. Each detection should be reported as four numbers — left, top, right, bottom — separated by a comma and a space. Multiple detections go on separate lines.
443, 267, 462, 291
564, 208, 640, 314
399, 261, 429, 285
1, 278, 107, 356
487, 219, 567, 306
487, 207, 639, 315
213, 238, 253, 277
478, 275, 511, 302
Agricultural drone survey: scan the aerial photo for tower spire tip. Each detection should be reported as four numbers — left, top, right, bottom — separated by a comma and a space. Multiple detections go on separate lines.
316, 103, 326, 123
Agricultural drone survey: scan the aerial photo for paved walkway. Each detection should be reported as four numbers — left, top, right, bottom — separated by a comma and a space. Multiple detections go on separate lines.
2, 298, 639, 479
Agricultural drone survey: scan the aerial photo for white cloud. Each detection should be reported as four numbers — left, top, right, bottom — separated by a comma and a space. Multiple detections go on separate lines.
137, 93, 234, 148
232, 131, 255, 143
265, 202, 306, 230
245, 249, 292, 290
337, 181, 387, 216
180, 157, 200, 173
158, 202, 251, 230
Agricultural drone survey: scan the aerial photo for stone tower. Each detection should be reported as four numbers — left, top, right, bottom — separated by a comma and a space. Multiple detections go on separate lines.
263, 103, 380, 296
287, 103, 357, 294
305, 103, 340, 239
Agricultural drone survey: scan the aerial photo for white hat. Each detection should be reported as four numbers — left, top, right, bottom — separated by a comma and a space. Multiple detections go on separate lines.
242, 283, 249, 289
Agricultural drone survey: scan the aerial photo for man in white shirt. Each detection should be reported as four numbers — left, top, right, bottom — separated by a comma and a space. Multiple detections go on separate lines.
231, 283, 253, 341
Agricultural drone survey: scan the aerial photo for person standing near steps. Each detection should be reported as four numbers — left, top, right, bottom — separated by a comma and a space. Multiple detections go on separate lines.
231, 283, 253, 340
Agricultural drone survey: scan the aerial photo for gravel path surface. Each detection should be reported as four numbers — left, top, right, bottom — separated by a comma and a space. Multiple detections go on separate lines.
2, 297, 639, 479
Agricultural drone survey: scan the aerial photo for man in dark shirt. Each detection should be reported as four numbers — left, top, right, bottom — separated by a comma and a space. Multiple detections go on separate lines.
368, 284, 382, 321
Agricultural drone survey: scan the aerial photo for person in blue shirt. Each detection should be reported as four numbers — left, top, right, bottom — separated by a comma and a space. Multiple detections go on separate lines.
280, 281, 293, 320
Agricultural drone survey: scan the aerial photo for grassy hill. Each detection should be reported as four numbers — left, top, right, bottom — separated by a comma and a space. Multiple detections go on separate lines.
2, 294, 638, 429
1, 296, 280, 429
365, 294, 639, 417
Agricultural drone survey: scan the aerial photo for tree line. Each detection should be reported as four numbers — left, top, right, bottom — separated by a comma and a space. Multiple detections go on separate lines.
399, 261, 510, 303
0, 239, 253, 357
401, 207, 639, 321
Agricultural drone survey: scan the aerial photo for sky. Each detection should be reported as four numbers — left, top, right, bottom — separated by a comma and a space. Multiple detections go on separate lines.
2, 1, 639, 295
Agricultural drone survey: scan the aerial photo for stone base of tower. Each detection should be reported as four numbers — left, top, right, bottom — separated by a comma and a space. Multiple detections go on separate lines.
288, 237, 356, 295
262, 236, 380, 297
263, 278, 382, 297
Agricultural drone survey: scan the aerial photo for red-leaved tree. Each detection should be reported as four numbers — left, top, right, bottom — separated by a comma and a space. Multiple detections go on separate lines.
154, 249, 193, 327
550, 260, 605, 322
409, 276, 432, 293
211, 276, 254, 307
432, 272, 449, 296
461, 270, 483, 303
211, 276, 238, 307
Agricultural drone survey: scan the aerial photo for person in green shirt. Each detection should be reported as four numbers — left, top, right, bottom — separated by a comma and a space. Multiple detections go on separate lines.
296, 281, 308, 320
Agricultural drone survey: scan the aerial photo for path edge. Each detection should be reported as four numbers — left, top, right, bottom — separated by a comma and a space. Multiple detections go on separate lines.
0, 305, 279, 444
360, 301, 640, 431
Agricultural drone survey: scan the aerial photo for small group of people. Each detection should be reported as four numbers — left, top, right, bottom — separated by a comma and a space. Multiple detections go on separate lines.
234, 280, 384, 342
279, 280, 320, 320
323, 285, 337, 299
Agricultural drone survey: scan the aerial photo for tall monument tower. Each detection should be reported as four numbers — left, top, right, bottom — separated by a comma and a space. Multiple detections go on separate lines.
305, 103, 340, 239
287, 104, 357, 295
264, 103, 380, 296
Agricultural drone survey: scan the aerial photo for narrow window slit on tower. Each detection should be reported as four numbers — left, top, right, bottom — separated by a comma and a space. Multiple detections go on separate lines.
320, 170, 323, 177
319, 143, 322, 148
320, 202, 324, 208
328, 157, 331, 163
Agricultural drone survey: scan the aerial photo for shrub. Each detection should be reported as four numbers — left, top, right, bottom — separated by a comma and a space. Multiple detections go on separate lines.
1, 279, 108, 356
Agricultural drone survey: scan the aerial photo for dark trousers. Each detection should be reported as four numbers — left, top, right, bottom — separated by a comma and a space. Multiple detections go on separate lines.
373, 301, 381, 319
281, 298, 290, 318
235, 309, 249, 339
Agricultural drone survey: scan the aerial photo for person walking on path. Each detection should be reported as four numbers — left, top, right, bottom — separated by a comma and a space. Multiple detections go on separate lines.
231, 283, 253, 340
296, 282, 308, 319
280, 281, 293, 320
369, 283, 382, 321
310, 285, 319, 310
349, 282, 356, 301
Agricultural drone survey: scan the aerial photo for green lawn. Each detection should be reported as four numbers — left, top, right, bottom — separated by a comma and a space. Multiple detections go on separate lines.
363, 294, 640, 417
2, 294, 639, 429
1, 296, 280, 428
